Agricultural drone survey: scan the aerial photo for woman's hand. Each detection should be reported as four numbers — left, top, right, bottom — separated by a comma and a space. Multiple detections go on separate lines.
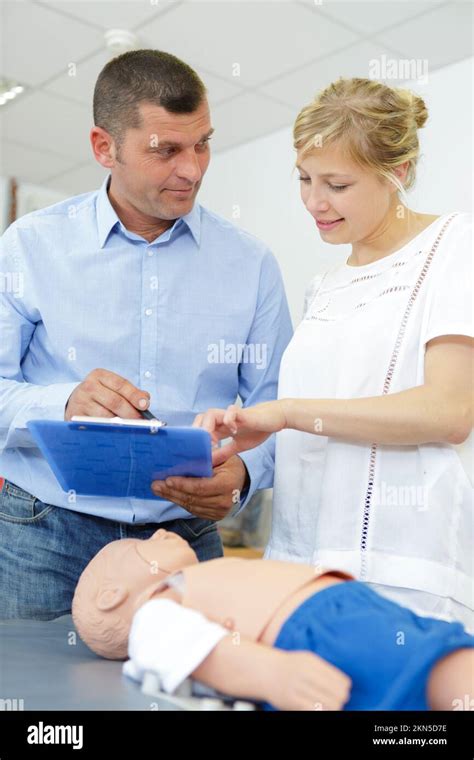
193, 401, 288, 467
265, 650, 352, 711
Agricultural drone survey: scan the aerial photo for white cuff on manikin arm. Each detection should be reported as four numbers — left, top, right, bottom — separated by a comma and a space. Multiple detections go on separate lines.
123, 599, 228, 694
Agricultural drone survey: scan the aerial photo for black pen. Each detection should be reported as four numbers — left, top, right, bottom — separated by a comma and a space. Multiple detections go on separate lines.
140, 408, 167, 426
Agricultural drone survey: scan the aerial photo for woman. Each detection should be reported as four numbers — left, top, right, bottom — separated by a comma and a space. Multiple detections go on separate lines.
194, 78, 473, 631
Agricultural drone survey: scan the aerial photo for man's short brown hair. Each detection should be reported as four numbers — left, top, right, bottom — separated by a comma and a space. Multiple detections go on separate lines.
93, 49, 208, 153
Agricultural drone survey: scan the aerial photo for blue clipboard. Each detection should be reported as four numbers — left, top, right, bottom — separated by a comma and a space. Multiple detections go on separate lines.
26, 419, 213, 500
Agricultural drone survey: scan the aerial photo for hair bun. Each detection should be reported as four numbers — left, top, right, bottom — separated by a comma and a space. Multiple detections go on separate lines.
411, 94, 428, 129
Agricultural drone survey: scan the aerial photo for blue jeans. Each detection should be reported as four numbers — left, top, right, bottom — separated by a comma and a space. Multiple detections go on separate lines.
0, 478, 223, 620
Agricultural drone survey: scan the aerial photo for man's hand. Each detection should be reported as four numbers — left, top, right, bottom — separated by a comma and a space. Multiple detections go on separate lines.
150, 455, 250, 521
267, 650, 352, 711
65, 368, 151, 421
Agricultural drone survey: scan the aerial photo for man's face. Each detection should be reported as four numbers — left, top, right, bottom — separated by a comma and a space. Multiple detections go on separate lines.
110, 98, 213, 220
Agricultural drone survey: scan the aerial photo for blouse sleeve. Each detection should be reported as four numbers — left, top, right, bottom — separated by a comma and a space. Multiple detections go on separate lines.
421, 214, 473, 347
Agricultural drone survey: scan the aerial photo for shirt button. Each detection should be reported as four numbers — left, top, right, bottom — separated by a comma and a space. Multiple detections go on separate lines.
147, 249, 154, 256
145, 308, 153, 316
144, 371, 152, 379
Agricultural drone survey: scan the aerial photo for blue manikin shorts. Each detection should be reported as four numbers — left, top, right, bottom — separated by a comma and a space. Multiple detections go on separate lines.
262, 580, 474, 711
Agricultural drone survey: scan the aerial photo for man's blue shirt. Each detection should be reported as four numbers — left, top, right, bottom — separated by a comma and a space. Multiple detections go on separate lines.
0, 174, 293, 523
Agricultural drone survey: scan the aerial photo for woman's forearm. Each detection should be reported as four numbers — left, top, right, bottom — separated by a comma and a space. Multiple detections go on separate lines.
280, 385, 472, 446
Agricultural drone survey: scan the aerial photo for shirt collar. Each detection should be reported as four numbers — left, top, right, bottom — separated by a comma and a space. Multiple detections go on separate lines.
96, 173, 201, 249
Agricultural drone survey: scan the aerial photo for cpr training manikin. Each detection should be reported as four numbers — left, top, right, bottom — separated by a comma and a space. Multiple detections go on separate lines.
72, 528, 474, 711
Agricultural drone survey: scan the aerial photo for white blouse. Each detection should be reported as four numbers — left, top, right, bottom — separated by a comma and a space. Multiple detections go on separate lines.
265, 212, 473, 618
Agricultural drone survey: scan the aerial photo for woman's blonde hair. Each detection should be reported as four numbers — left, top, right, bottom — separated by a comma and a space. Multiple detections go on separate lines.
293, 77, 428, 198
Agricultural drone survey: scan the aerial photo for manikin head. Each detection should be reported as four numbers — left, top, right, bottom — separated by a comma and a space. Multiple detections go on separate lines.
72, 529, 198, 660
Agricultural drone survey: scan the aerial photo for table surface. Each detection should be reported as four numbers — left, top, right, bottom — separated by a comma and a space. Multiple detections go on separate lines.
0, 615, 170, 711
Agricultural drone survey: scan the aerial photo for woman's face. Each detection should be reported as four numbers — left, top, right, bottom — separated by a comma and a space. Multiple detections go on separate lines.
296, 141, 399, 245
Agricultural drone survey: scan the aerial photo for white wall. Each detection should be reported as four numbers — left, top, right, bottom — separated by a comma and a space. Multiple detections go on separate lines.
199, 56, 473, 325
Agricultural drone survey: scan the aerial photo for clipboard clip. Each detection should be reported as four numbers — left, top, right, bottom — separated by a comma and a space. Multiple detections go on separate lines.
140, 409, 168, 427
70, 415, 168, 434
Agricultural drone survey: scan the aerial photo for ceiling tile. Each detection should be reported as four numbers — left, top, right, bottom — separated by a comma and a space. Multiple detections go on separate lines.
376, 2, 473, 69
298, 0, 440, 36
44, 50, 110, 107
140, 1, 359, 87
1, 0, 104, 87
2, 90, 93, 161
260, 40, 403, 108
210, 91, 295, 152
193, 68, 247, 105
37, 0, 173, 30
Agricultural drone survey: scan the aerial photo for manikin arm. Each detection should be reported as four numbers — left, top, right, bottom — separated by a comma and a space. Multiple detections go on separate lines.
125, 597, 351, 711
192, 634, 352, 711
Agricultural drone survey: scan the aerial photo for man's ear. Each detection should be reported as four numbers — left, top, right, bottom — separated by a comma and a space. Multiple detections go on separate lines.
90, 125, 116, 169
96, 585, 129, 611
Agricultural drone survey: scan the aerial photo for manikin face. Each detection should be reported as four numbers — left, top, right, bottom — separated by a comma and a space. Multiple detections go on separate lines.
99, 529, 198, 615
296, 140, 404, 245
72, 529, 198, 658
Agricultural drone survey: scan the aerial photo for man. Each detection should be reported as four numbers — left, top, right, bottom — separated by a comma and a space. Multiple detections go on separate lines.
0, 49, 293, 620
